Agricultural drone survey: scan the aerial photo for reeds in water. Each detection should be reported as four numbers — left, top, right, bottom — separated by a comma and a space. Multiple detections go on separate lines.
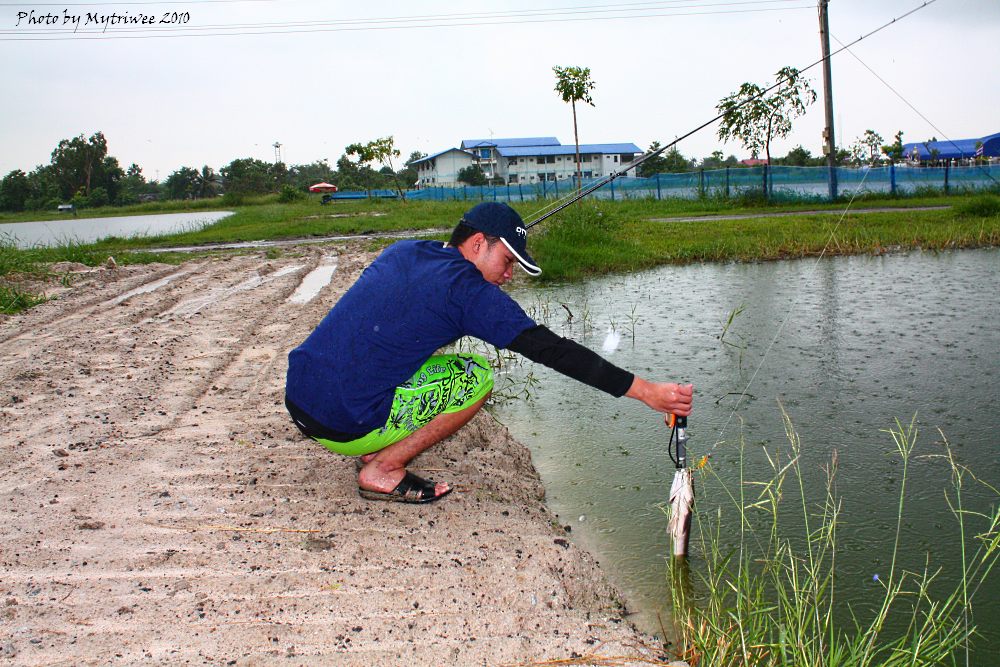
669, 410, 1000, 666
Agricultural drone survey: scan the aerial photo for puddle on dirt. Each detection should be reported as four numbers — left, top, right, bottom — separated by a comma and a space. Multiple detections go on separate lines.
288, 257, 338, 304
299, 212, 388, 220
103, 269, 191, 307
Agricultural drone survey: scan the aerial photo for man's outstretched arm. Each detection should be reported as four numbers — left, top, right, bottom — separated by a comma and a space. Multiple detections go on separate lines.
507, 325, 692, 414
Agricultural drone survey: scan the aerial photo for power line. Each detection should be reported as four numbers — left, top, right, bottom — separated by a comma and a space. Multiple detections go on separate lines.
2, 1, 815, 35
3, 2, 813, 40
2, 0, 281, 5
526, 1, 937, 225
831, 33, 999, 184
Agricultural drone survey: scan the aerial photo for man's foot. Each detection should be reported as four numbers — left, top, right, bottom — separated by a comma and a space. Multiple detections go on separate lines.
354, 453, 377, 471
358, 471, 452, 504
358, 462, 450, 501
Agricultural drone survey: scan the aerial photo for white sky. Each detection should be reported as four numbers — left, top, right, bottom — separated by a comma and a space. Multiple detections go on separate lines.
2, 0, 997, 181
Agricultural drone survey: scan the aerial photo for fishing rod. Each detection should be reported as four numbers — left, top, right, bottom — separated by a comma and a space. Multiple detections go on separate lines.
525, 0, 937, 229
667, 413, 692, 557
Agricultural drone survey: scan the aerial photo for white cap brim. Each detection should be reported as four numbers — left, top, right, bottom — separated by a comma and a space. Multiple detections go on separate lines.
499, 237, 541, 276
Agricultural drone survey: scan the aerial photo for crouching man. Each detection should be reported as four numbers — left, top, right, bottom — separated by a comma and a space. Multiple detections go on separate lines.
285, 202, 692, 503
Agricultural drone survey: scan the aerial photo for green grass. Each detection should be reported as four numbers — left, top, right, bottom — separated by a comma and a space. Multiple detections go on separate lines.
0, 285, 47, 314
529, 198, 1000, 282
1, 191, 998, 313
955, 194, 1000, 218
43, 198, 470, 251
668, 412, 1000, 666
0, 235, 38, 277
0, 235, 189, 314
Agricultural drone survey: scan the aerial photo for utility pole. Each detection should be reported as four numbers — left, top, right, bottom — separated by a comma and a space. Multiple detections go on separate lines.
818, 0, 838, 200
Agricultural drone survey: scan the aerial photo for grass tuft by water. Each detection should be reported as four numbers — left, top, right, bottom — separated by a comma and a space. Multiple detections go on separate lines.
0, 284, 48, 314
668, 410, 1000, 666
956, 194, 1000, 218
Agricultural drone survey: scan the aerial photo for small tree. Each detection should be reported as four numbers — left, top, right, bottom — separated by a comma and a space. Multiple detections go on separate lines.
663, 147, 695, 172
553, 65, 596, 190
345, 136, 406, 198
702, 151, 739, 169
288, 159, 336, 192
49, 131, 108, 199
881, 130, 905, 164
457, 165, 488, 186
0, 169, 31, 212
193, 166, 220, 198
702, 150, 726, 169
781, 145, 815, 167
220, 157, 280, 195
716, 66, 817, 166
164, 166, 199, 200
117, 163, 147, 205
637, 141, 669, 177
397, 151, 426, 188
849, 129, 884, 165
638, 142, 693, 175
334, 154, 364, 190
921, 137, 940, 166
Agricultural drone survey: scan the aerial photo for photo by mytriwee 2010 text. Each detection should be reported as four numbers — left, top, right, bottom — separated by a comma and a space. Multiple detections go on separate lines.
14, 9, 190, 33
284, 202, 693, 504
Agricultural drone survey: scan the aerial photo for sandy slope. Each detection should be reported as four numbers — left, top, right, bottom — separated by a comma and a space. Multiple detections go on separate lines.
0, 245, 678, 666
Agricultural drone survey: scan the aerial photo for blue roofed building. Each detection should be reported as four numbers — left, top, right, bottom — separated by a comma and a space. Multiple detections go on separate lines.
901, 132, 1000, 163
412, 137, 643, 187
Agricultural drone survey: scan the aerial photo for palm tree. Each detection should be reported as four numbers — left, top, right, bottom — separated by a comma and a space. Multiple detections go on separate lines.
193, 166, 220, 198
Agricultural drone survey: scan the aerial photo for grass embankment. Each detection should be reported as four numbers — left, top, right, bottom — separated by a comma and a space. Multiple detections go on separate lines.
2, 193, 999, 313
530, 195, 1000, 281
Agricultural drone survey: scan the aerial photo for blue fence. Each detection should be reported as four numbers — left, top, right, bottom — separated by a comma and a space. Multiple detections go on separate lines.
336, 164, 999, 203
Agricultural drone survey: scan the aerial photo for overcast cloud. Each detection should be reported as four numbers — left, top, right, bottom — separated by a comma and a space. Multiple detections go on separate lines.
2, 0, 997, 180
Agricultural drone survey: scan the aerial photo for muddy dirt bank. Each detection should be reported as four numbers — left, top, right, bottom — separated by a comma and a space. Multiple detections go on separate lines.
0, 245, 678, 666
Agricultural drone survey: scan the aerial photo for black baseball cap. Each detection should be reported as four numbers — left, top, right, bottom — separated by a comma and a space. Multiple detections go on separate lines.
461, 202, 541, 276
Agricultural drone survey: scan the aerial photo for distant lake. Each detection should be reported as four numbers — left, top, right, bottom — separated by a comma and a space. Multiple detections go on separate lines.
0, 211, 232, 248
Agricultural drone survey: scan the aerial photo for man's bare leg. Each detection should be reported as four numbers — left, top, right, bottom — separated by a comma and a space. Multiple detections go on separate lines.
358, 393, 489, 498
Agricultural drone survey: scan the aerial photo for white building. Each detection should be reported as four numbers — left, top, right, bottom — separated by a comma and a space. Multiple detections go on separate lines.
411, 148, 477, 186
412, 137, 643, 187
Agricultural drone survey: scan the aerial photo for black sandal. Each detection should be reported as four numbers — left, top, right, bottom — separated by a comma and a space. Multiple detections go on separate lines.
358, 471, 452, 504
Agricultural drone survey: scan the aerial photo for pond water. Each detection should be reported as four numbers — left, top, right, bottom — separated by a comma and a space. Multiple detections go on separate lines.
0, 211, 232, 248
494, 248, 999, 662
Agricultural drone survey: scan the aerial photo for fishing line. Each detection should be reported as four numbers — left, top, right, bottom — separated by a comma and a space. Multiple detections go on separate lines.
708, 158, 877, 452
524, 0, 938, 227
520, 1, 942, 457
832, 33, 999, 186
672, 160, 880, 564
705, 18, 991, 451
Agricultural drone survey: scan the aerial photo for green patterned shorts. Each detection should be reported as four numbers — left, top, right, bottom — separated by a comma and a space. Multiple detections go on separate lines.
313, 353, 493, 457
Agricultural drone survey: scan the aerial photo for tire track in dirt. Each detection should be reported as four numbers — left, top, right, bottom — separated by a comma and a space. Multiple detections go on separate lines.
0, 261, 209, 348
1, 248, 342, 661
